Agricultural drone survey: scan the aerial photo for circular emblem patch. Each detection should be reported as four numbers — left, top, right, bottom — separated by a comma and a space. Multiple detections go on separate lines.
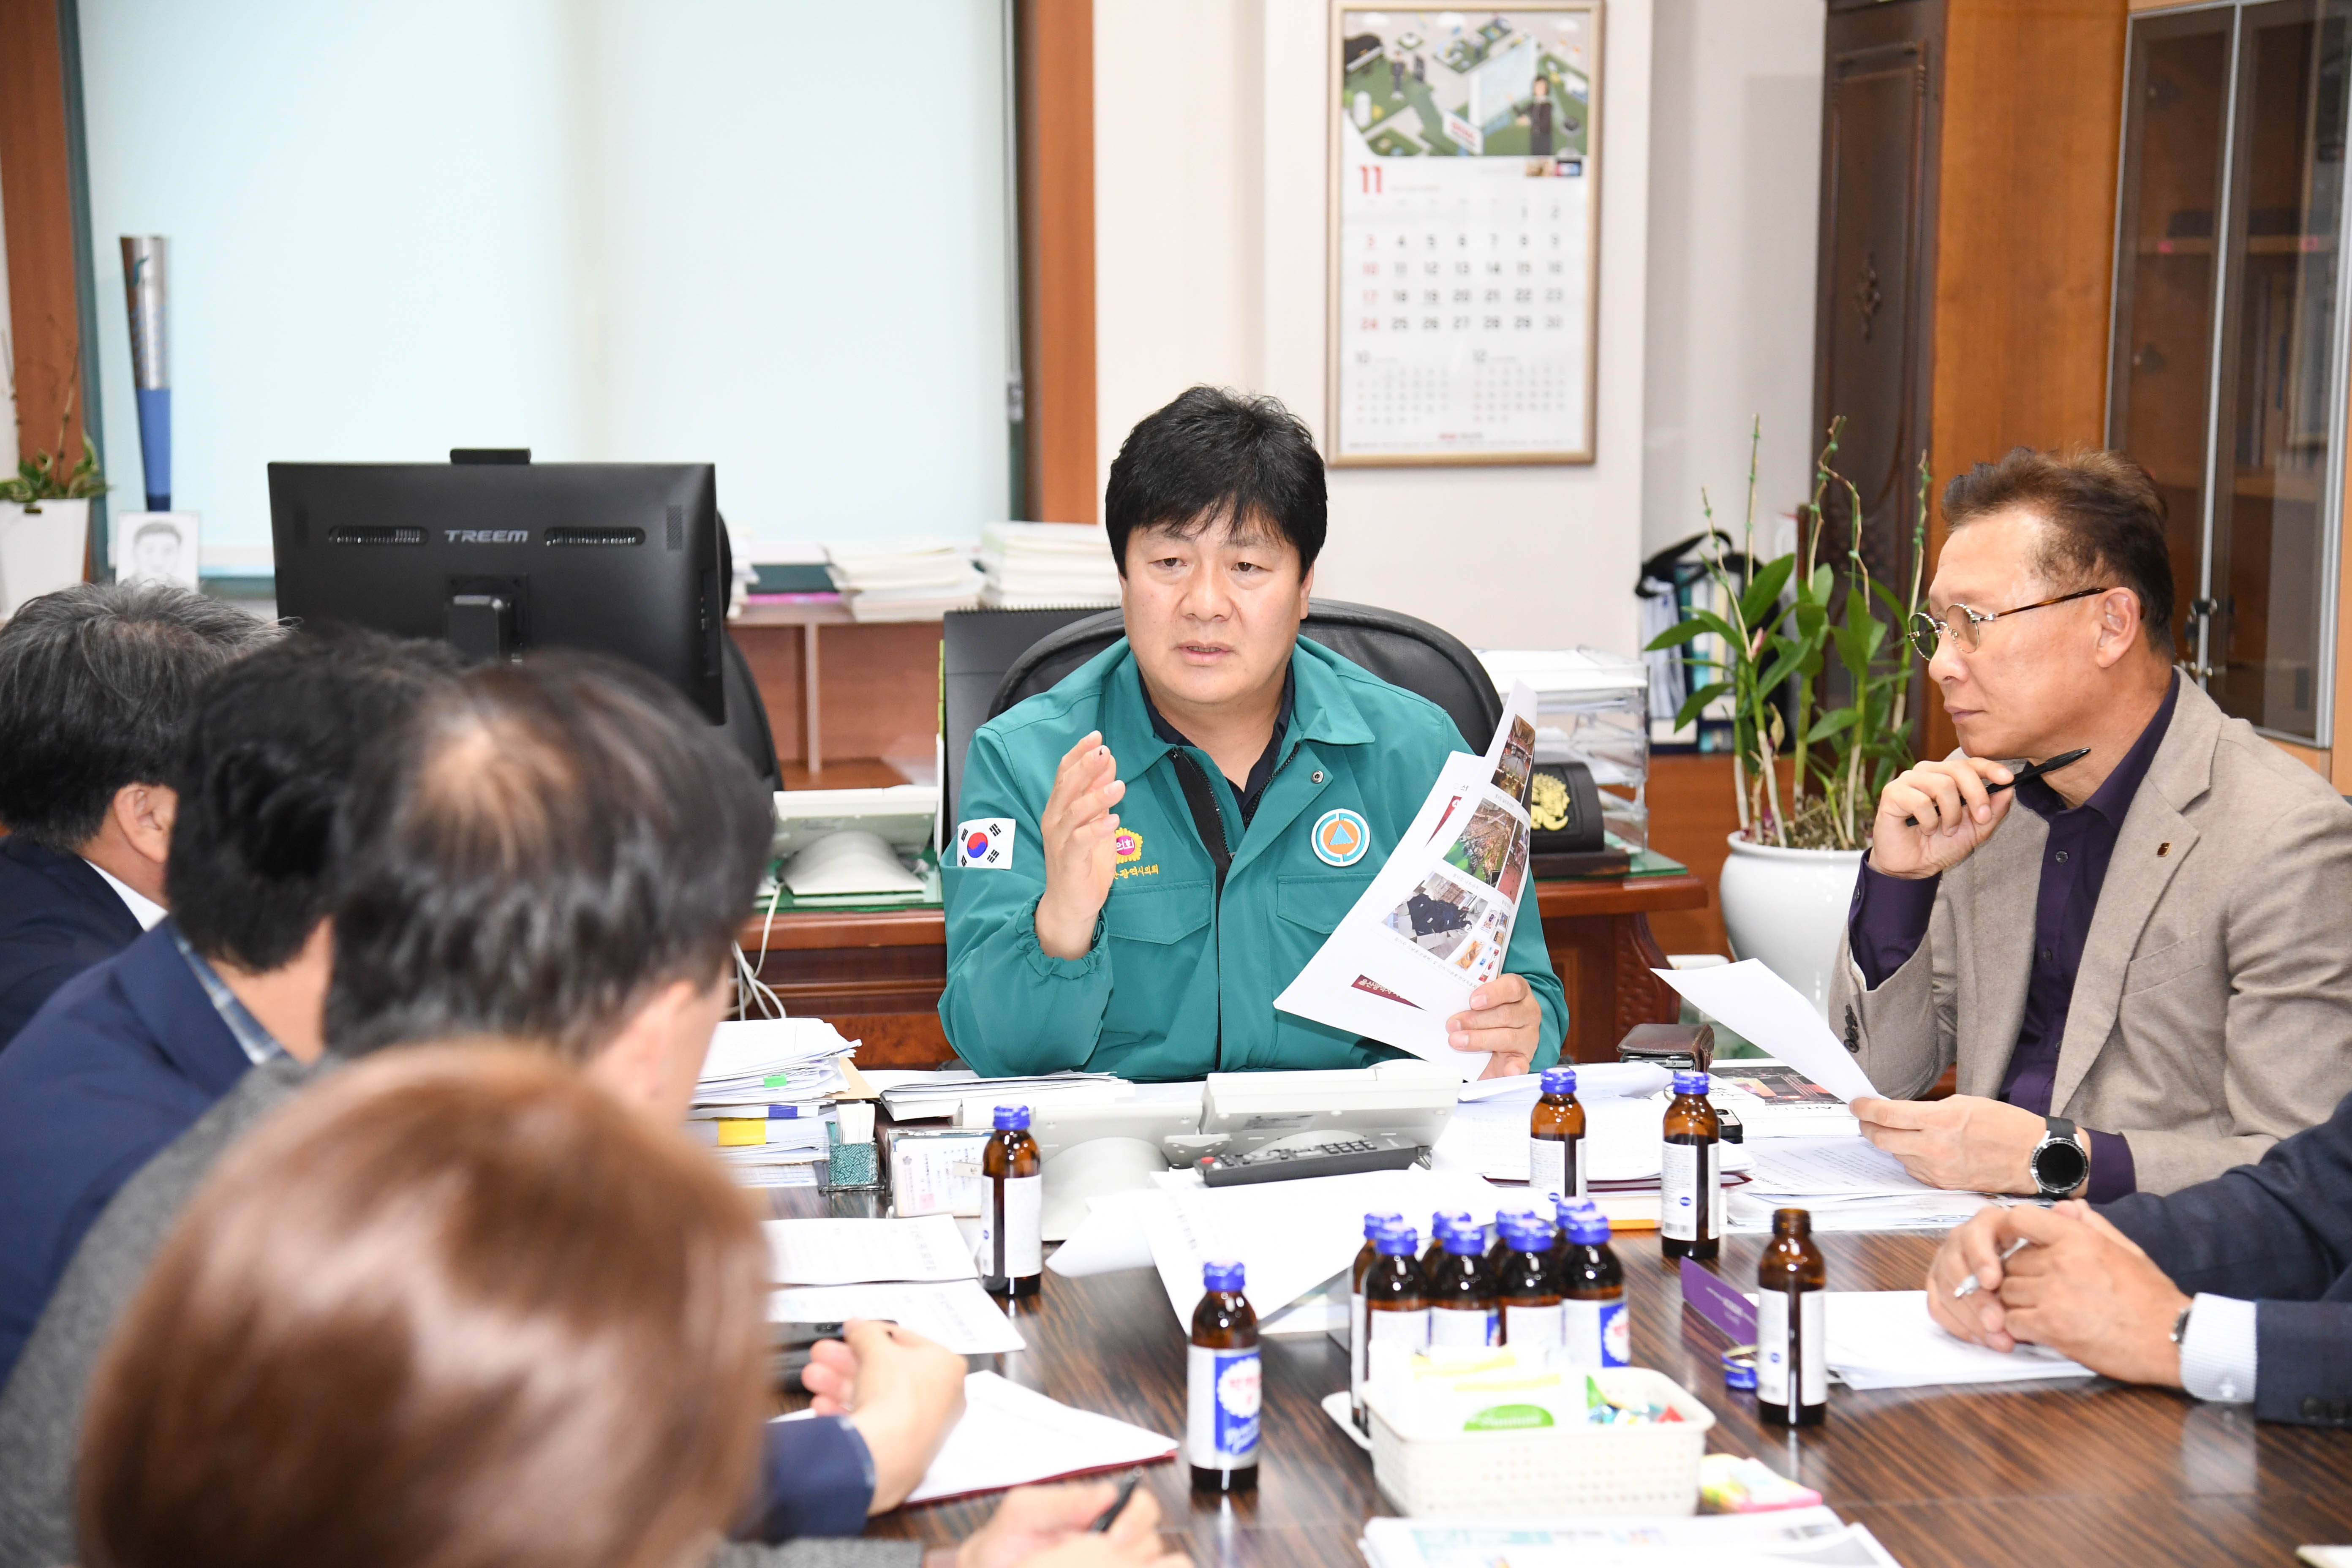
1312, 808, 1372, 867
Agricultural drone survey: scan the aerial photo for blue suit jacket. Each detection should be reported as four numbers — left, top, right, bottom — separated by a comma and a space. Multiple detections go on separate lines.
2104, 1090, 2352, 1426
0, 838, 142, 1053
0, 923, 251, 1388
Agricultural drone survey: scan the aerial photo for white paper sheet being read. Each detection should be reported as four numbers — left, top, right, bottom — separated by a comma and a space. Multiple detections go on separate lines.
1274, 682, 1543, 1080
764, 1214, 976, 1285
1737, 1290, 2094, 1390
767, 1280, 1026, 1355
899, 1372, 1176, 1503
1653, 959, 1881, 1102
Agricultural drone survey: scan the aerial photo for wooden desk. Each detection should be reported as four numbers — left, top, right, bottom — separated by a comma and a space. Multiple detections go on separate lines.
774, 1181, 2352, 1568
738, 874, 1707, 1068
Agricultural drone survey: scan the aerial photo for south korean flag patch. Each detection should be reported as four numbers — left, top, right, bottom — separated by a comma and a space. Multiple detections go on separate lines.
955, 818, 1017, 870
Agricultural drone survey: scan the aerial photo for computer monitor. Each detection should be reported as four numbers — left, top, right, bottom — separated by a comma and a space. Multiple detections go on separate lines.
268, 458, 726, 722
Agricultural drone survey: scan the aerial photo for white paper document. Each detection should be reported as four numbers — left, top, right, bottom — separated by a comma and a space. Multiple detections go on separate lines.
765, 1214, 977, 1285
767, 1280, 1027, 1355
1652, 961, 1881, 1102
901, 1372, 1176, 1503
1741, 1137, 1933, 1198
1430, 1096, 1754, 1185
1274, 683, 1545, 1080
1789, 1290, 2095, 1389
1361, 1507, 1903, 1568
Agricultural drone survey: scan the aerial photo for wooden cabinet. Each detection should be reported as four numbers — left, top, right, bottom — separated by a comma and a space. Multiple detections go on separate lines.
2109, 0, 2352, 748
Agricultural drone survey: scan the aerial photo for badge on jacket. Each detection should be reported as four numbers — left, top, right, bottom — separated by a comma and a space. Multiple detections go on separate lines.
1312, 808, 1371, 867
956, 819, 1016, 869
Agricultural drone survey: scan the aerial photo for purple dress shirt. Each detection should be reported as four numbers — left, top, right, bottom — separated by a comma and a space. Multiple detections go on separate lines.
1846, 673, 2181, 1200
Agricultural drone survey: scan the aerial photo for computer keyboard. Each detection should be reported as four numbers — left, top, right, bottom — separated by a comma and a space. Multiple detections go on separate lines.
1197, 1130, 1428, 1187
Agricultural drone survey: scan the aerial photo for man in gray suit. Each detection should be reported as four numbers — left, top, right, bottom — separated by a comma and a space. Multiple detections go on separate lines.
1833, 447, 2352, 1200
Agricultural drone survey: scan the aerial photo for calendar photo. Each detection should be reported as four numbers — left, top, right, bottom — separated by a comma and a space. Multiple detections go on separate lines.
1326, 4, 1603, 465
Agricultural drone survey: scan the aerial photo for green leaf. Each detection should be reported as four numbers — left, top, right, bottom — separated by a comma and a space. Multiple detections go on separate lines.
1804, 709, 1859, 743
1738, 556, 1797, 628
1673, 680, 1731, 732
1643, 619, 1711, 652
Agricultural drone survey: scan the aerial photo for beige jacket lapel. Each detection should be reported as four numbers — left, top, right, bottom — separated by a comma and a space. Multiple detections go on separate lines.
2048, 683, 2216, 1114
1957, 804, 2045, 1097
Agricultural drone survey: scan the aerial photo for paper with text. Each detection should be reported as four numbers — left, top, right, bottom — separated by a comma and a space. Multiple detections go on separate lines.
767, 1280, 1026, 1355
1652, 960, 1880, 1101
902, 1372, 1176, 1503
764, 1214, 976, 1285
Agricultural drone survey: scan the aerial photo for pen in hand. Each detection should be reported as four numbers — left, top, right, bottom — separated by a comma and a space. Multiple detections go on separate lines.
1952, 1236, 2032, 1299
1090, 1470, 1143, 1532
1901, 748, 2091, 828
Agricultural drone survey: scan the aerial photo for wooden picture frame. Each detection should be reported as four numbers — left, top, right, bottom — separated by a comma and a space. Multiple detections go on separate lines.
1326, 2, 1604, 466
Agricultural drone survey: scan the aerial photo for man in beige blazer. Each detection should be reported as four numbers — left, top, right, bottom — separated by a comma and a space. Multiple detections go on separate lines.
1832, 447, 2352, 1200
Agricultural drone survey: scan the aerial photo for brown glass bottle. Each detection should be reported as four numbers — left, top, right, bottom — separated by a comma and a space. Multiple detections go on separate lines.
1349, 1210, 1405, 1431
1659, 1071, 1721, 1261
1529, 1066, 1586, 1198
1756, 1207, 1827, 1426
980, 1105, 1041, 1296
1358, 1226, 1428, 1432
1424, 1227, 1498, 1348
1188, 1260, 1260, 1492
1557, 1203, 1629, 1367
1421, 1209, 1470, 1279
1493, 1213, 1564, 1351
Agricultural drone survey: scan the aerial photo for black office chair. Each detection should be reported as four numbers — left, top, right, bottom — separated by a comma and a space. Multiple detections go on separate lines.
987, 598, 1502, 748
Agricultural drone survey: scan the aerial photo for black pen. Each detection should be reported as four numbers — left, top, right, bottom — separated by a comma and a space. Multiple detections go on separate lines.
1902, 748, 2090, 827
1090, 1470, 1143, 1532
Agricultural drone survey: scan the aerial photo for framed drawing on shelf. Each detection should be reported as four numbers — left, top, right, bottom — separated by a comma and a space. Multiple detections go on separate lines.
1327, 3, 1603, 467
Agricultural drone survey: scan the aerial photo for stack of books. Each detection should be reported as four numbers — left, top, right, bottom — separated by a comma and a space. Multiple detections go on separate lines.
688, 1017, 864, 1188
824, 538, 984, 621
978, 522, 1121, 608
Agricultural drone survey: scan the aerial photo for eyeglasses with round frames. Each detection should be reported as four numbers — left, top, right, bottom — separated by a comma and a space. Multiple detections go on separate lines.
1906, 586, 2112, 662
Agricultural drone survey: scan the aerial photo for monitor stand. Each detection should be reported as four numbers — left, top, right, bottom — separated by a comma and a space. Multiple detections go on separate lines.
1041, 1137, 1173, 1241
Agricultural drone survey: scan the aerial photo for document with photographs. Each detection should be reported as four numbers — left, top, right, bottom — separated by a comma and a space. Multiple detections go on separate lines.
1274, 683, 1541, 1080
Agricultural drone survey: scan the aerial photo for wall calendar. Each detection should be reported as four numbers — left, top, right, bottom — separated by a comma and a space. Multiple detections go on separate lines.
1327, 3, 1603, 466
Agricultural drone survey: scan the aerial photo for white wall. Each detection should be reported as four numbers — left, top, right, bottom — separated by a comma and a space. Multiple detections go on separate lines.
76, 1, 1012, 555
1094, 0, 1655, 656
1640, 0, 1823, 558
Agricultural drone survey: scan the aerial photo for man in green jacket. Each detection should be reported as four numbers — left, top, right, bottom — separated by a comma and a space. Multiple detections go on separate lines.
942, 387, 1568, 1081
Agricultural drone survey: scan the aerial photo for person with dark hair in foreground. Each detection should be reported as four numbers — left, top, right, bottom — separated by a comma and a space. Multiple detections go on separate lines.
944, 385, 1566, 1080
1924, 1083, 2352, 1427
1831, 447, 2352, 1198
0, 581, 274, 1048
0, 626, 460, 1387
78, 1046, 1188, 1568
0, 654, 973, 1568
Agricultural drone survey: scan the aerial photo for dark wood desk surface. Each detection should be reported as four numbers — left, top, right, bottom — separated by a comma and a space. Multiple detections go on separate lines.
773, 1184, 2352, 1568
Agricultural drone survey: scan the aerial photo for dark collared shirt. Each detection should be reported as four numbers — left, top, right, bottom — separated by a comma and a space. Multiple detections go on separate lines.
1142, 665, 1297, 829
1848, 673, 2181, 1201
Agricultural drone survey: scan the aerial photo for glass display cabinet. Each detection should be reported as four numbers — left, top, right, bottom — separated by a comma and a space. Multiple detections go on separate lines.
2109, 0, 2352, 744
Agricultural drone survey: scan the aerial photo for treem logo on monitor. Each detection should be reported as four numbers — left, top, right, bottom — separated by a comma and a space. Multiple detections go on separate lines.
442, 528, 530, 544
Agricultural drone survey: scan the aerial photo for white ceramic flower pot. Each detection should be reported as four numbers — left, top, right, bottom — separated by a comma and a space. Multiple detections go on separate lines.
1717, 833, 1866, 1019
0, 500, 90, 618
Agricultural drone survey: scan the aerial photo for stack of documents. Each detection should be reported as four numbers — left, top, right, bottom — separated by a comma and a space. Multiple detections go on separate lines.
765, 1215, 1032, 1356
868, 1067, 1123, 1121
1805, 1290, 2094, 1390
978, 521, 1122, 608
690, 1018, 861, 1188
824, 537, 984, 621
1361, 1507, 1902, 1568
1730, 1138, 1995, 1233
1430, 1093, 1755, 1190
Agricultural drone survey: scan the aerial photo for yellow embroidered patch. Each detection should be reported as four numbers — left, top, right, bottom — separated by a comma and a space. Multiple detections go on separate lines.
1113, 828, 1144, 864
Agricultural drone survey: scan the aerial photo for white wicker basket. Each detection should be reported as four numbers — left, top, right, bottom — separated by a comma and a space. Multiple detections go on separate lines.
1363, 1367, 1714, 1518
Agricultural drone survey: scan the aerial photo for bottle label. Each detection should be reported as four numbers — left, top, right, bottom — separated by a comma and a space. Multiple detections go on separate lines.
1503, 1300, 1565, 1350
1661, 1141, 1717, 1240
1758, 1290, 1827, 1407
978, 1174, 1043, 1279
1563, 1296, 1628, 1367
1427, 1304, 1497, 1348
1367, 1305, 1429, 1347
1349, 1289, 1367, 1412
1186, 1345, 1260, 1467
1573, 1138, 1586, 1198
1530, 1136, 1566, 1195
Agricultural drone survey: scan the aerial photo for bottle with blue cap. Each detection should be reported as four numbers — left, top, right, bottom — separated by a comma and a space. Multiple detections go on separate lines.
1530, 1065, 1586, 1198
1421, 1209, 1472, 1279
1660, 1070, 1722, 1262
1558, 1201, 1628, 1368
1349, 1211, 1405, 1430
1485, 1206, 1537, 1275
1188, 1260, 1259, 1492
979, 1104, 1041, 1296
1494, 1210, 1564, 1352
1426, 1222, 1499, 1348
1358, 1225, 1428, 1430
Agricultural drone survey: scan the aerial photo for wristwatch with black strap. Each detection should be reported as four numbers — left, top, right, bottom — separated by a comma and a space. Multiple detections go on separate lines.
2029, 1115, 2090, 1198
